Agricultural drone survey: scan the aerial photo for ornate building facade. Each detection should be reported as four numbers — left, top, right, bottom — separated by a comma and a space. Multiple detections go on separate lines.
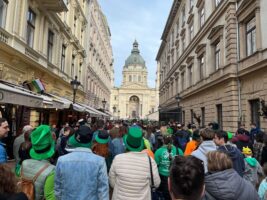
86, 0, 113, 110
110, 40, 157, 120
157, 0, 267, 131
0, 0, 113, 126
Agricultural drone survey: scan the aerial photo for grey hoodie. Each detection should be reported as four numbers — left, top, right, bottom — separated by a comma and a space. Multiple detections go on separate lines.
204, 169, 259, 200
191, 140, 217, 173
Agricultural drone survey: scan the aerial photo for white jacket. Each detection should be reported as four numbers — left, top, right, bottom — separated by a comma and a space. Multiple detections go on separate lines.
109, 152, 160, 200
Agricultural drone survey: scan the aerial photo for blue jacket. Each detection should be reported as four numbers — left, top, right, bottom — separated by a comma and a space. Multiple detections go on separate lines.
218, 145, 245, 177
55, 147, 109, 200
0, 142, 7, 163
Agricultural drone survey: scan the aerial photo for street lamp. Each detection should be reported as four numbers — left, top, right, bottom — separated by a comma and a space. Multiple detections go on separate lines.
70, 76, 80, 104
102, 98, 107, 111
118, 110, 120, 119
113, 105, 116, 113
175, 93, 182, 122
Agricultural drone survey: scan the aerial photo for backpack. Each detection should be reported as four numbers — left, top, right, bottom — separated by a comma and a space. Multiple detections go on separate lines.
18, 163, 49, 200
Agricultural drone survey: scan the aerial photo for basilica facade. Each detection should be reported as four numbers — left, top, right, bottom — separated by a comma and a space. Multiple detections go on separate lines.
110, 40, 158, 120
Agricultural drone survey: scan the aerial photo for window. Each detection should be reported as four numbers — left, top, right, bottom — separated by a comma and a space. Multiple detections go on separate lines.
171, 30, 174, 46
190, 0, 194, 10
176, 42, 180, 60
191, 109, 194, 123
79, 62, 82, 80
114, 96, 117, 100
138, 75, 141, 82
27, 8, 36, 48
181, 72, 185, 91
188, 65, 193, 86
199, 6, 205, 27
250, 99, 260, 128
215, 0, 222, 7
129, 75, 132, 82
0, 0, 8, 28
182, 37, 185, 52
189, 23, 194, 42
201, 107, 205, 127
47, 30, 54, 62
217, 104, 223, 129
199, 55, 204, 80
246, 17, 256, 56
215, 42, 220, 70
182, 6, 185, 25
182, 110, 185, 124
176, 20, 179, 36
61, 45, 66, 72
71, 55, 75, 77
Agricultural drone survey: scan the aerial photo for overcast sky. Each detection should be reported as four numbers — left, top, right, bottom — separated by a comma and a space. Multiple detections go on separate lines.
98, 0, 173, 88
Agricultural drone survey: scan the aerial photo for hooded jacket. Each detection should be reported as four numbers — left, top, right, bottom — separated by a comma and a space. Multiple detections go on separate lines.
204, 169, 259, 200
243, 157, 263, 187
232, 134, 253, 152
217, 145, 245, 177
191, 141, 217, 173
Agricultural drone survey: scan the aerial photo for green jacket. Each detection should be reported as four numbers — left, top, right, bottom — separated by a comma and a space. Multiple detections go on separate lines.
154, 145, 183, 177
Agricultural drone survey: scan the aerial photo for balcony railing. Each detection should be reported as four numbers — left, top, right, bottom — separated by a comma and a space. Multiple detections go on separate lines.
0, 27, 9, 44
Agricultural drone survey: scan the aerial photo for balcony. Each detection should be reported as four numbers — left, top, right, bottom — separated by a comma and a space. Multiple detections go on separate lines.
37, 0, 68, 12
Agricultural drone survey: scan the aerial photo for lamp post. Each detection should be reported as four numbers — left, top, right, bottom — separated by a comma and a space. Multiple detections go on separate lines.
175, 93, 182, 123
118, 110, 120, 119
102, 98, 107, 111
70, 76, 81, 104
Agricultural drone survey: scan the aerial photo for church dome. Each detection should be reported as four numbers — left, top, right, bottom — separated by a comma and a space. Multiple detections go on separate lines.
124, 40, 146, 68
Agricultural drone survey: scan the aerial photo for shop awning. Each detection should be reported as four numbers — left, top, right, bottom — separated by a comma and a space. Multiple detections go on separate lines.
41, 93, 65, 109
78, 103, 101, 117
0, 82, 43, 108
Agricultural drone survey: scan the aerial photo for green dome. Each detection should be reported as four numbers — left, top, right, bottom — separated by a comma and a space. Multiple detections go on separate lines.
124, 40, 146, 68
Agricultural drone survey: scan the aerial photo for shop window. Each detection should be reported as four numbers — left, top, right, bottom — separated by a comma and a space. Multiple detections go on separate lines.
26, 8, 36, 48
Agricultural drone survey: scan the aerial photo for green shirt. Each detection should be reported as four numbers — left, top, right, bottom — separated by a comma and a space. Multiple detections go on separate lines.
44, 171, 55, 200
154, 145, 183, 177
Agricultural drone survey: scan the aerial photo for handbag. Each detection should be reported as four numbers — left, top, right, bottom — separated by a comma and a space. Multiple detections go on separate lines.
148, 156, 158, 200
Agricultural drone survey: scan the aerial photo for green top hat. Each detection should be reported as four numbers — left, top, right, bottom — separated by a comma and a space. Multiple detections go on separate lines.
123, 127, 144, 152
95, 130, 109, 144
30, 125, 55, 160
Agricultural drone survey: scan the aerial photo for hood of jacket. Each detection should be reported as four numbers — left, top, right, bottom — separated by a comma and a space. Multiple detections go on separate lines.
218, 145, 240, 160
236, 134, 250, 142
198, 141, 217, 154
245, 157, 257, 167
205, 169, 245, 199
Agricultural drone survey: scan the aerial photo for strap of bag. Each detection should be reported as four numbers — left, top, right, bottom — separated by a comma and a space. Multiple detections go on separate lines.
32, 164, 50, 182
148, 155, 155, 188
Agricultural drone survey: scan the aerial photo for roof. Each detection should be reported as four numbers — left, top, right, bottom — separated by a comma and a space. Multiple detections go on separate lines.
124, 40, 146, 69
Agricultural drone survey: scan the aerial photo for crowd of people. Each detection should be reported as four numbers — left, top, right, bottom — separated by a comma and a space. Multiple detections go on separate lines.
0, 117, 267, 200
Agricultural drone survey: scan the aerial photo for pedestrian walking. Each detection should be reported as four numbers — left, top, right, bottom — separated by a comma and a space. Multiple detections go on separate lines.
55, 125, 109, 200
0, 118, 10, 163
109, 127, 160, 200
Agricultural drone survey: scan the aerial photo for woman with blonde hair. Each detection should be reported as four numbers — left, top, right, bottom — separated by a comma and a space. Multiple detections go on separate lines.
203, 151, 259, 200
